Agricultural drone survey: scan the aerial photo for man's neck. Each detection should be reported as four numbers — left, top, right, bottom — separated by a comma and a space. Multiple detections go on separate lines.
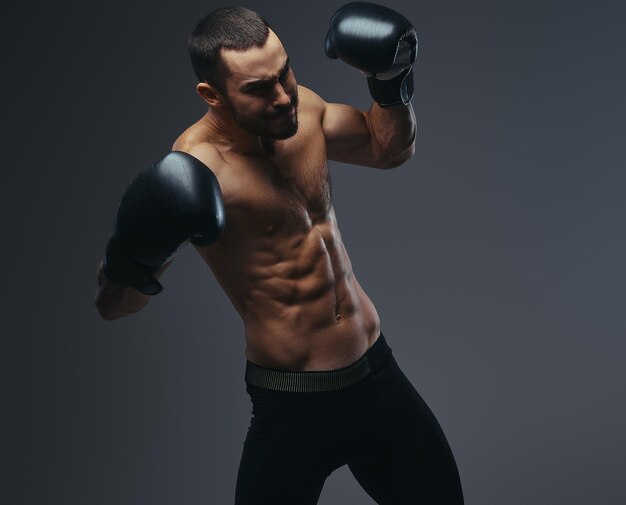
201, 108, 269, 156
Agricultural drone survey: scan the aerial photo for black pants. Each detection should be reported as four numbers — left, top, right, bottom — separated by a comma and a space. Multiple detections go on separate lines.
235, 332, 464, 505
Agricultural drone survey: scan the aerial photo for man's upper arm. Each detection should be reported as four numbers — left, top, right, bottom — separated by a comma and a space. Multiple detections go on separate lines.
301, 86, 389, 168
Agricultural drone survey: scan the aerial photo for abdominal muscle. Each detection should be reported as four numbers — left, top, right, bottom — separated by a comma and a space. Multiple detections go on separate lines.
196, 208, 381, 372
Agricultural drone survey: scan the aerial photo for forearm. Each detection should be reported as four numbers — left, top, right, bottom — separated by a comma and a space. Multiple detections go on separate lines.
94, 259, 170, 320
368, 101, 417, 165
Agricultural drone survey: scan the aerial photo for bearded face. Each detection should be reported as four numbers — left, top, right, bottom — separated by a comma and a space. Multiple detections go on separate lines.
221, 87, 299, 140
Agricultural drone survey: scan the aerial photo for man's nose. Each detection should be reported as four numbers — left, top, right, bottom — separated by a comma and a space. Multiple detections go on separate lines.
272, 83, 291, 107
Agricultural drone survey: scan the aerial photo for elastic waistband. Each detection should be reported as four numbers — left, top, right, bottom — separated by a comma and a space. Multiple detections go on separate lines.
244, 332, 393, 392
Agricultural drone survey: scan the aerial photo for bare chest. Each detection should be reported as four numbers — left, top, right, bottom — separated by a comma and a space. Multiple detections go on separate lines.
220, 126, 331, 237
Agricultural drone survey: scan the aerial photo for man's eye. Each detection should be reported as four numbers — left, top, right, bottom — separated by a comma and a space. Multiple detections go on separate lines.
249, 86, 269, 94
279, 66, 290, 81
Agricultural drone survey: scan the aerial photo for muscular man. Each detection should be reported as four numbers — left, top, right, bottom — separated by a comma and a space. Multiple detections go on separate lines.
94, 3, 464, 504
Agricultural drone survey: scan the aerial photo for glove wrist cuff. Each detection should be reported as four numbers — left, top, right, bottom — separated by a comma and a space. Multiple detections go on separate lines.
103, 235, 163, 295
367, 66, 414, 107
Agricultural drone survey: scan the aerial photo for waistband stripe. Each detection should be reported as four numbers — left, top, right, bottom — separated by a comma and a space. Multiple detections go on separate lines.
245, 357, 372, 392
244, 332, 392, 393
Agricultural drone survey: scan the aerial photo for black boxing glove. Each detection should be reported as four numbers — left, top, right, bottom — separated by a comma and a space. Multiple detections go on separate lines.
324, 1, 418, 107
103, 151, 225, 295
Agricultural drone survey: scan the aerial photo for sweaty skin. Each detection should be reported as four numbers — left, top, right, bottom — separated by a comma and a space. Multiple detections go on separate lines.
173, 86, 381, 372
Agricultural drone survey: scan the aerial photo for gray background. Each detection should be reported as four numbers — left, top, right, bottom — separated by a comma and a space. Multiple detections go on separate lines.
5, 0, 625, 504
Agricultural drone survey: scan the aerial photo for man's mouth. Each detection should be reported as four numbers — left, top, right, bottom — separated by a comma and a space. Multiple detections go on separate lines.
272, 106, 294, 119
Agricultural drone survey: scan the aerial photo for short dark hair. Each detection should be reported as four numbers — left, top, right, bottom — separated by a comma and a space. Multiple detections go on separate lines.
188, 6, 271, 95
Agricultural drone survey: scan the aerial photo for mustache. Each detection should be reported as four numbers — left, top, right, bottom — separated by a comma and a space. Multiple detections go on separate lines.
269, 98, 297, 118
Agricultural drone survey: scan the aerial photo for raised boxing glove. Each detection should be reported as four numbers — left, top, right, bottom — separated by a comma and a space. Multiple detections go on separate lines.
324, 1, 418, 107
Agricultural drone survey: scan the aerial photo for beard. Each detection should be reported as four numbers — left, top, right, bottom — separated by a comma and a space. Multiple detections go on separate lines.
223, 91, 300, 140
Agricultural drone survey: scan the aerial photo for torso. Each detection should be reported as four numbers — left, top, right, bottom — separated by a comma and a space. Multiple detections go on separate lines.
173, 85, 380, 371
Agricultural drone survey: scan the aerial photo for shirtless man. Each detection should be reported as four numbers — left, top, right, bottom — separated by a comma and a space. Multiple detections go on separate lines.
94, 4, 464, 504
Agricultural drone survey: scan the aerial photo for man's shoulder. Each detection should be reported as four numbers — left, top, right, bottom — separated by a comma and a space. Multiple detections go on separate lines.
297, 84, 327, 116
171, 138, 225, 174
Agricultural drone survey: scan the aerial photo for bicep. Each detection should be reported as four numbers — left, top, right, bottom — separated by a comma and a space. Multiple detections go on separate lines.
322, 101, 388, 168
294, 84, 387, 168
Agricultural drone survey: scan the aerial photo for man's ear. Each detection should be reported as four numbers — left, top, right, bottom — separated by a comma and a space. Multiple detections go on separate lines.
196, 82, 226, 108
